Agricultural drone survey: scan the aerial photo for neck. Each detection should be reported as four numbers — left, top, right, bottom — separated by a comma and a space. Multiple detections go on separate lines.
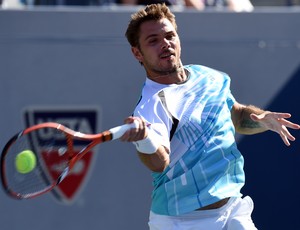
147, 65, 188, 84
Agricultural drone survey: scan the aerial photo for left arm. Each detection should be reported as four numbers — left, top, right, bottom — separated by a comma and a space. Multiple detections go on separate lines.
231, 102, 300, 146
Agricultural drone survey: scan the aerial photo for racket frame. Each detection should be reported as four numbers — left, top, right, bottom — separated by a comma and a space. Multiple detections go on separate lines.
1, 121, 138, 199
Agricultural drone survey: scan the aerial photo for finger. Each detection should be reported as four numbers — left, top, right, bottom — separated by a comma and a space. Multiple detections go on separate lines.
121, 117, 141, 141
279, 130, 291, 146
270, 112, 291, 119
279, 119, 300, 129
282, 128, 296, 142
121, 128, 140, 142
125, 118, 148, 142
124, 116, 137, 124
279, 125, 298, 146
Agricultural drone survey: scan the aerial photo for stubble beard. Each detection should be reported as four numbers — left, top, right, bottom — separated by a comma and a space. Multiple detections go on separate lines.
149, 61, 183, 80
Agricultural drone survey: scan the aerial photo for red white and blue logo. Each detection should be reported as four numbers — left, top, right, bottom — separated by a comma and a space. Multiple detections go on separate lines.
24, 106, 101, 204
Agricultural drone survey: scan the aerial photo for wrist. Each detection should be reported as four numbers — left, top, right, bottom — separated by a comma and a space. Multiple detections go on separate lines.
133, 129, 159, 154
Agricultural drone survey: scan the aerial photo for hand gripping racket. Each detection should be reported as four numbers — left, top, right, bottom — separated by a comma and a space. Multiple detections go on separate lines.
0, 121, 138, 199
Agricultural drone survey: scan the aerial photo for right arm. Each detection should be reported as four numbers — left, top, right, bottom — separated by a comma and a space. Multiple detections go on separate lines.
137, 146, 170, 172
121, 116, 170, 172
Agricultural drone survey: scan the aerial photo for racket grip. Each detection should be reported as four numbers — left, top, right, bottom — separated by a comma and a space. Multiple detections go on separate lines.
109, 120, 139, 140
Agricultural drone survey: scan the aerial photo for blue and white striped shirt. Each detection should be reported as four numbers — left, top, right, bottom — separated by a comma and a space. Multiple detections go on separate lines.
134, 65, 245, 216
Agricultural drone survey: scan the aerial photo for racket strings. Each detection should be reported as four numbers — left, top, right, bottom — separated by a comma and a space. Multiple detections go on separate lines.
66, 134, 75, 159
2, 128, 71, 198
3, 134, 53, 198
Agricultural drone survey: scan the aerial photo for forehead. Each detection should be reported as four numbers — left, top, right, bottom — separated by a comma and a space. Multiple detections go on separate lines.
139, 18, 176, 39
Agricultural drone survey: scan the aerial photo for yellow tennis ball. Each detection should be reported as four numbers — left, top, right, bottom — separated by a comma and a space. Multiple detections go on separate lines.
15, 150, 37, 174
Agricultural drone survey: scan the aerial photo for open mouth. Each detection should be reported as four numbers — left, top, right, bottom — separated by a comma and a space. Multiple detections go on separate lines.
160, 53, 174, 59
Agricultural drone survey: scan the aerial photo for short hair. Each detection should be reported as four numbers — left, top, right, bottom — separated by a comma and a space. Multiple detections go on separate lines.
125, 3, 177, 48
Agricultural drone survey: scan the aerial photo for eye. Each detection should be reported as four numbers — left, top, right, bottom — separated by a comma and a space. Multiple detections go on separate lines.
149, 39, 157, 44
148, 38, 158, 45
166, 33, 176, 41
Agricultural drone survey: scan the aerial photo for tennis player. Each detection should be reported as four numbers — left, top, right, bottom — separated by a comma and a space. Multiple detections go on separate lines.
121, 3, 300, 229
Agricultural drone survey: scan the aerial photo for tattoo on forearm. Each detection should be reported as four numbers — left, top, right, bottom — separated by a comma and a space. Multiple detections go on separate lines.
240, 118, 261, 129
240, 105, 264, 129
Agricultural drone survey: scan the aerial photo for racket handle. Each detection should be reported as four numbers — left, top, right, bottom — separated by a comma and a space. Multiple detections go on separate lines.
109, 120, 139, 140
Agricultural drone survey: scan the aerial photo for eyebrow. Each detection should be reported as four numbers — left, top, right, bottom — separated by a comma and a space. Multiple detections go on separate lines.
144, 31, 175, 41
145, 34, 157, 41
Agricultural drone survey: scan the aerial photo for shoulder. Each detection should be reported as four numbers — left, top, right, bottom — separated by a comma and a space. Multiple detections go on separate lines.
133, 81, 163, 115
185, 64, 231, 83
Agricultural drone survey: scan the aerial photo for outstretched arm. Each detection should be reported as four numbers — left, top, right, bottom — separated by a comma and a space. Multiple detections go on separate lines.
120, 116, 170, 172
231, 102, 300, 146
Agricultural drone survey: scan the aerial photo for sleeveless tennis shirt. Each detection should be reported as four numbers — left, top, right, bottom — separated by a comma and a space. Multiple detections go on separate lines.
133, 65, 245, 216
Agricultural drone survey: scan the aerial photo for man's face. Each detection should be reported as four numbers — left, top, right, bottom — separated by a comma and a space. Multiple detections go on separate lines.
132, 18, 182, 81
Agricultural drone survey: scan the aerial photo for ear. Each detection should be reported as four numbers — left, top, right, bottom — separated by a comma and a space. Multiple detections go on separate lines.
131, 46, 143, 63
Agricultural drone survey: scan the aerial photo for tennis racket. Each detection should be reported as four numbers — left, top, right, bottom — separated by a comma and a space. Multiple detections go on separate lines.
1, 121, 138, 200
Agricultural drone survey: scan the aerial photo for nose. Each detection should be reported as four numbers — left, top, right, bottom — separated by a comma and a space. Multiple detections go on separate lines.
161, 38, 171, 50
